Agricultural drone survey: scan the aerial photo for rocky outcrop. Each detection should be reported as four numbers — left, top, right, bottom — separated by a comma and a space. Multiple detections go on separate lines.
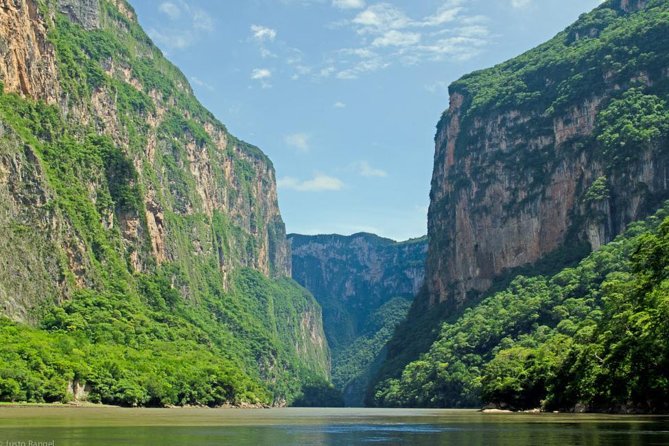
425, 0, 669, 306
0, 124, 62, 321
0, 0, 60, 102
57, 0, 100, 30
0, 0, 291, 291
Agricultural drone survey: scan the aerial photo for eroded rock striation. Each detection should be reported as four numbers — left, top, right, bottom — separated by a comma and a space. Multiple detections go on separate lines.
369, 0, 669, 404
426, 0, 669, 306
0, 0, 326, 405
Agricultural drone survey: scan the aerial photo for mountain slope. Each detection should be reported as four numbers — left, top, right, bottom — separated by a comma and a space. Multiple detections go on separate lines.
0, 0, 328, 406
371, 0, 669, 408
372, 201, 669, 412
289, 233, 427, 405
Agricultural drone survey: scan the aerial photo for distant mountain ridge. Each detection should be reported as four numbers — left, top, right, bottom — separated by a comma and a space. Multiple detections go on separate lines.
289, 233, 427, 406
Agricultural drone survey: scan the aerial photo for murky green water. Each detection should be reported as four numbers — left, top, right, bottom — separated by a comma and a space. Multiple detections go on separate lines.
0, 407, 668, 445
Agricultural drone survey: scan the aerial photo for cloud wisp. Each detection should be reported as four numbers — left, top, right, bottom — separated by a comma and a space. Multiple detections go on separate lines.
149, 1, 214, 50
278, 174, 344, 192
320, 1, 490, 80
251, 68, 273, 88
333, 0, 366, 9
284, 133, 311, 152
351, 160, 388, 177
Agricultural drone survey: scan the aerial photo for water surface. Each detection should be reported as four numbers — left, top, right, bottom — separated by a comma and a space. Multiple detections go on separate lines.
1, 407, 668, 445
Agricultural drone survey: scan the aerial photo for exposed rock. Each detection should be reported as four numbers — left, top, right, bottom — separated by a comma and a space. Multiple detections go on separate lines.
290, 233, 427, 405
0, 128, 68, 322
290, 233, 427, 349
425, 0, 668, 306
0, 0, 60, 101
67, 380, 91, 401
57, 0, 100, 30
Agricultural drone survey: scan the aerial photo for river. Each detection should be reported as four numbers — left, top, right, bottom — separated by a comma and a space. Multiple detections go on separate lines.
1, 407, 668, 445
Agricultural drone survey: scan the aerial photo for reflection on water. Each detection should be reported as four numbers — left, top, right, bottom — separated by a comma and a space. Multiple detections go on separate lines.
1, 407, 668, 446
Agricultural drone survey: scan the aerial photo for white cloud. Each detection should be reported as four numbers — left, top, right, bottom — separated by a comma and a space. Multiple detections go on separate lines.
334, 101, 346, 108
336, 57, 389, 79
158, 2, 180, 20
372, 30, 421, 47
278, 174, 344, 192
284, 133, 311, 152
323, 1, 489, 78
332, 0, 365, 9
251, 25, 277, 42
149, 1, 214, 50
190, 76, 214, 91
244, 0, 489, 83
352, 161, 388, 177
417, 1, 463, 26
353, 4, 410, 30
511, 0, 532, 8
251, 68, 272, 80
320, 66, 336, 78
251, 68, 272, 88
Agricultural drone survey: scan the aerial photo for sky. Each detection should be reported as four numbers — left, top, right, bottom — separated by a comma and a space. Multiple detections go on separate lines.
130, 0, 604, 241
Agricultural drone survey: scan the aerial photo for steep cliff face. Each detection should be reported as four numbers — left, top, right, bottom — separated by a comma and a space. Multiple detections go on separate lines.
290, 233, 427, 405
369, 0, 669, 405
426, 0, 669, 306
0, 0, 326, 406
0, 0, 60, 101
290, 233, 426, 350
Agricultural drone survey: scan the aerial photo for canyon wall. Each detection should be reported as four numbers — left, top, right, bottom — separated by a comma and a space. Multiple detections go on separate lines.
425, 0, 669, 306
0, 0, 327, 403
290, 233, 427, 405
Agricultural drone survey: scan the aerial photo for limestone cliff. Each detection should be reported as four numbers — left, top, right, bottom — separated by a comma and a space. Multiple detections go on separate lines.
368, 0, 669, 404
0, 0, 326, 405
426, 0, 669, 306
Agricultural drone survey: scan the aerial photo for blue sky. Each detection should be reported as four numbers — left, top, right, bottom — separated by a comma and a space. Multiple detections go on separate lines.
130, 0, 603, 241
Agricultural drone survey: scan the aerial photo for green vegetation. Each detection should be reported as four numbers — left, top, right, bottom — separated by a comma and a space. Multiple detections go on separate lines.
370, 0, 669, 412
449, 0, 669, 122
0, 0, 331, 407
0, 266, 329, 407
332, 298, 411, 401
371, 203, 669, 412
596, 88, 669, 168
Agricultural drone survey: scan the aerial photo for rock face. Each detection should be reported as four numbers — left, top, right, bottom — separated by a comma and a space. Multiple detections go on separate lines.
0, 0, 325, 401
425, 0, 669, 306
57, 0, 100, 30
290, 233, 427, 350
290, 233, 427, 405
0, 0, 60, 101
367, 0, 669, 407
0, 0, 291, 312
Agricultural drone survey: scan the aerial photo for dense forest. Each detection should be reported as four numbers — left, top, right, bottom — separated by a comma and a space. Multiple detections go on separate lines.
371, 203, 669, 412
